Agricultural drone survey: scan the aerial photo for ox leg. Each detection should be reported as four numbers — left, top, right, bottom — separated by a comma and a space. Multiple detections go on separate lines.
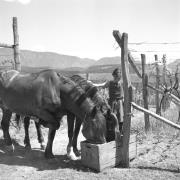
37, 111, 60, 159
72, 118, 82, 157
24, 116, 31, 150
1, 109, 14, 152
35, 121, 45, 150
67, 112, 78, 160
45, 127, 56, 159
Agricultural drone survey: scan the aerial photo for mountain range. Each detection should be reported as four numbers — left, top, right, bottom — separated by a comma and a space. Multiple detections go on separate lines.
0, 48, 179, 74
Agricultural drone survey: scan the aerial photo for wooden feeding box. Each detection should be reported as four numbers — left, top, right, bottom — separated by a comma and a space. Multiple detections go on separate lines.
81, 134, 137, 172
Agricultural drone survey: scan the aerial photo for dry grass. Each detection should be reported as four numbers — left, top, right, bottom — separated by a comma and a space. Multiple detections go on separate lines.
0, 104, 180, 179
130, 103, 180, 175
131, 102, 180, 138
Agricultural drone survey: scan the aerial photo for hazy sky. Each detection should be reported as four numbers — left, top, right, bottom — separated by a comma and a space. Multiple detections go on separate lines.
0, 0, 180, 63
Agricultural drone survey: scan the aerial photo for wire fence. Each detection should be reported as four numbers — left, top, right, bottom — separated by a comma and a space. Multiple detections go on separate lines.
113, 40, 180, 63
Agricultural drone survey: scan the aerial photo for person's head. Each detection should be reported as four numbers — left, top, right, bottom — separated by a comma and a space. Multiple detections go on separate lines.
112, 68, 121, 81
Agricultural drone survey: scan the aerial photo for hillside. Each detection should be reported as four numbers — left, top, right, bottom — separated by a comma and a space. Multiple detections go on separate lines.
93, 56, 121, 66
0, 48, 123, 73
168, 59, 180, 72
0, 48, 95, 69
0, 48, 178, 76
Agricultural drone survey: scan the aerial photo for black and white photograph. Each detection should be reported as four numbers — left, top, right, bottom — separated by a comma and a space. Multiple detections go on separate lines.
0, 0, 180, 179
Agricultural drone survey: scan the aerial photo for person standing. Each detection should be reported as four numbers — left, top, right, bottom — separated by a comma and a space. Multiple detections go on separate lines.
94, 68, 124, 132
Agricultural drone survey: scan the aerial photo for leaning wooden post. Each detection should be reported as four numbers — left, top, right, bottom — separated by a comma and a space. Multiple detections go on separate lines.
120, 33, 132, 167
155, 55, 160, 114
13, 17, 21, 71
141, 54, 150, 132
112, 30, 142, 79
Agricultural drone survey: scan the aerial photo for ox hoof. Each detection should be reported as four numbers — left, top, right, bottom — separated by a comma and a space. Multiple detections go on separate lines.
40, 143, 46, 150
67, 151, 79, 161
25, 145, 32, 151
5, 144, 15, 153
45, 152, 55, 160
73, 149, 81, 157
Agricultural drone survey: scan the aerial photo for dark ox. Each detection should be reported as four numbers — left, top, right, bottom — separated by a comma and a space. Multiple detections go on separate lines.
66, 75, 119, 159
0, 69, 110, 159
2, 74, 120, 160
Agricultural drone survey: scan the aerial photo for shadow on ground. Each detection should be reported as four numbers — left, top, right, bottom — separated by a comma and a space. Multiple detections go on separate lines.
137, 166, 180, 173
0, 139, 95, 173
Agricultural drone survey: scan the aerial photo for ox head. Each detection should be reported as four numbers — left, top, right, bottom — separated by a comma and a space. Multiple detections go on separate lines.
82, 106, 107, 144
93, 100, 120, 142
82, 106, 120, 144
104, 109, 121, 142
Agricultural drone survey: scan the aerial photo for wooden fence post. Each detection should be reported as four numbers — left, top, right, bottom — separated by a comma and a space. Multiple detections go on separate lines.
155, 55, 160, 114
86, 73, 89, 80
141, 54, 150, 132
162, 54, 167, 87
13, 17, 21, 71
120, 33, 131, 168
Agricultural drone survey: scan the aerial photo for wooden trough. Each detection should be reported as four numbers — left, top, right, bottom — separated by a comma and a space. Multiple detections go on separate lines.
81, 134, 137, 172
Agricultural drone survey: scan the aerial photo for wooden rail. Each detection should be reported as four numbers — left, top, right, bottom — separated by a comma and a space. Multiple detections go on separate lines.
0, 43, 13, 48
147, 84, 162, 93
132, 102, 180, 130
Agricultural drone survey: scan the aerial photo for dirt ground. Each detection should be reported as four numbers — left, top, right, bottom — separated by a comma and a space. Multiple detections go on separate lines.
0, 113, 180, 180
